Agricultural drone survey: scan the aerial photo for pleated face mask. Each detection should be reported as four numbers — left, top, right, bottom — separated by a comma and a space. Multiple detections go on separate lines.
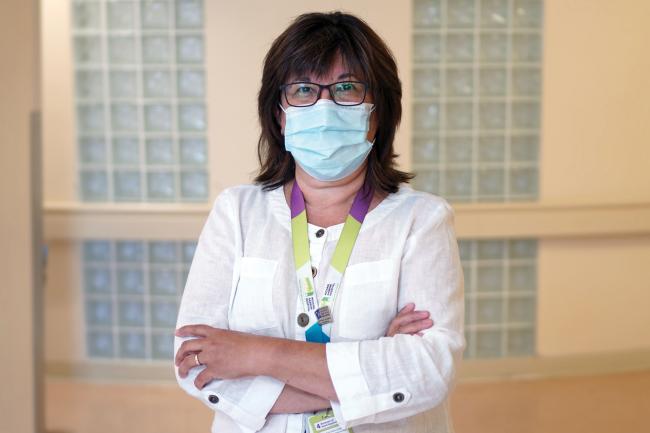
280, 99, 375, 182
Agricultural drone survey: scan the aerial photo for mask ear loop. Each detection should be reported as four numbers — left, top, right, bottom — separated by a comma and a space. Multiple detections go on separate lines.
278, 103, 287, 113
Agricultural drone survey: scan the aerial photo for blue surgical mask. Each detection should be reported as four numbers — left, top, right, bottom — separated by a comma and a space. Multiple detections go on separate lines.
280, 99, 375, 182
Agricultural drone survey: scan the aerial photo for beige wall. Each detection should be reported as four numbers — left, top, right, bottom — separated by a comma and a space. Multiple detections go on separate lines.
40, 0, 650, 375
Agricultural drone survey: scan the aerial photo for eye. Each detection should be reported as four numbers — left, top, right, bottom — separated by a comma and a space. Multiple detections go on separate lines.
289, 83, 317, 98
335, 82, 357, 93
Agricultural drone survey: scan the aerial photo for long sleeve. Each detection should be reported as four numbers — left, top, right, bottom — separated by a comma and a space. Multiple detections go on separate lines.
174, 187, 285, 432
325, 197, 466, 428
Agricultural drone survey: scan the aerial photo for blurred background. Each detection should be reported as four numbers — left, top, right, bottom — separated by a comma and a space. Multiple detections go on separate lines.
1, 0, 649, 432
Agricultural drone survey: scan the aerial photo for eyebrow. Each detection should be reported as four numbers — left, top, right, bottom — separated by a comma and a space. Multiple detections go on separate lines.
294, 72, 356, 82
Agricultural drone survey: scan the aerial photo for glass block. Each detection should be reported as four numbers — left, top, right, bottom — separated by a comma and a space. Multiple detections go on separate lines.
77, 104, 105, 133
478, 240, 505, 259
463, 330, 474, 358
181, 269, 190, 290
479, 67, 507, 96
446, 102, 473, 130
176, 0, 203, 28
511, 102, 540, 129
512, 67, 541, 96
113, 170, 141, 201
76, 70, 103, 99
143, 35, 171, 63
413, 170, 439, 194
458, 239, 474, 261
476, 329, 503, 358
79, 137, 107, 164
110, 70, 137, 98
146, 138, 175, 164
147, 171, 176, 200
481, 0, 509, 27
414, 102, 439, 130
413, 0, 441, 27
479, 135, 505, 162
83, 240, 111, 262
446, 68, 473, 96
479, 102, 506, 130
512, 33, 542, 62
177, 35, 204, 63
464, 298, 473, 326
107, 1, 135, 29
508, 296, 536, 323
178, 69, 205, 98
509, 239, 537, 259
109, 36, 137, 64
413, 68, 440, 97
514, 0, 543, 28
413, 34, 441, 63
507, 328, 535, 356
182, 241, 197, 262
74, 36, 102, 64
477, 298, 503, 324
445, 136, 473, 162
462, 262, 473, 292
179, 138, 207, 164
181, 170, 208, 199
509, 264, 536, 291
117, 268, 145, 294
510, 135, 539, 162
150, 300, 178, 327
445, 33, 474, 63
480, 33, 508, 62
85, 299, 113, 326
178, 103, 206, 131
84, 267, 112, 293
112, 137, 140, 165
445, 168, 472, 198
143, 70, 172, 98
80, 170, 109, 201
73, 2, 101, 29
87, 330, 114, 358
478, 167, 505, 196
145, 104, 172, 131
118, 331, 146, 358
118, 300, 145, 327
477, 264, 503, 291
150, 268, 178, 295
447, 0, 474, 28
111, 103, 139, 131
116, 241, 144, 262
509, 167, 538, 195
413, 136, 438, 162
142, 1, 170, 28
150, 241, 178, 263
151, 332, 174, 359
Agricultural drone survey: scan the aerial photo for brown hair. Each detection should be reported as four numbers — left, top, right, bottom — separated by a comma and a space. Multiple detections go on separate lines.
254, 11, 413, 193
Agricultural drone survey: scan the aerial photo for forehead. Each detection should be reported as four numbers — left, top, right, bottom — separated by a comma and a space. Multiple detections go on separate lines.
286, 55, 364, 83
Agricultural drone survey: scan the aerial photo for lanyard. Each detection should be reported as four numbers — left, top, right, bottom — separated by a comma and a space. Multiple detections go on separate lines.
290, 179, 374, 343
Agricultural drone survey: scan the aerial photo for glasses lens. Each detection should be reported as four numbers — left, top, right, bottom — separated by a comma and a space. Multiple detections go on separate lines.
285, 83, 319, 106
331, 81, 366, 105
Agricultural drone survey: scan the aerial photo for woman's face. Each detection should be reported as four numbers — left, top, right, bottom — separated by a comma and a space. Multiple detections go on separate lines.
278, 55, 378, 142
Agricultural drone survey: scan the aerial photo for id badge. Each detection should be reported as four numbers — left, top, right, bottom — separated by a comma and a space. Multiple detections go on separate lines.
304, 409, 351, 433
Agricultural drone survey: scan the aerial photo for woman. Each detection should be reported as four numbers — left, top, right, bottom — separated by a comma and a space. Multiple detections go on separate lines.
174, 11, 465, 433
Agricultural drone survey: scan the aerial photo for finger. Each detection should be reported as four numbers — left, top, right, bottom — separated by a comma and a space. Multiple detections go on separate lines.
175, 324, 212, 337
393, 310, 430, 329
195, 369, 215, 390
397, 303, 416, 316
396, 319, 433, 335
177, 351, 203, 378
175, 338, 206, 365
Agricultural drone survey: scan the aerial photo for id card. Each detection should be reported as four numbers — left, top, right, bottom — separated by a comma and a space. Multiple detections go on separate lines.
304, 409, 352, 433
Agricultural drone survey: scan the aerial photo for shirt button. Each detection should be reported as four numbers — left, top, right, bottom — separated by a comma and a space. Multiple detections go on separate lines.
315, 228, 325, 238
208, 394, 219, 404
297, 312, 310, 327
392, 392, 405, 403
312, 266, 317, 278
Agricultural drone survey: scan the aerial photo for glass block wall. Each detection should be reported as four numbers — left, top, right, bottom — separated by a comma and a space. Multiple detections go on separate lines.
412, 0, 542, 202
72, 0, 208, 202
82, 240, 195, 360
459, 239, 537, 358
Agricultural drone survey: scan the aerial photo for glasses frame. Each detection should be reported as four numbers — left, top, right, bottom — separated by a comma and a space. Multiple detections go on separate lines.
279, 80, 369, 107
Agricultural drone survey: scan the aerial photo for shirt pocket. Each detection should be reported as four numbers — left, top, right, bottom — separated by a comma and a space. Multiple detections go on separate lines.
336, 258, 399, 340
228, 257, 280, 332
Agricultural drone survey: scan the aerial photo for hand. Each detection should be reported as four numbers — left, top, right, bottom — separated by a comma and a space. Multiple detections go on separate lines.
174, 325, 265, 389
385, 303, 433, 337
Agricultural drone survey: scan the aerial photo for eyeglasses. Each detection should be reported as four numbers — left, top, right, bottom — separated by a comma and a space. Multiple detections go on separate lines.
279, 81, 369, 107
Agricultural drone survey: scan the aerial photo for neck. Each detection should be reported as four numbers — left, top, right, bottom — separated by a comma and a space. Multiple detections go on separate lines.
294, 164, 366, 212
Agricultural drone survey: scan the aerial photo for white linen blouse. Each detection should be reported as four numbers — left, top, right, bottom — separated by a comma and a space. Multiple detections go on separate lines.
174, 182, 465, 433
